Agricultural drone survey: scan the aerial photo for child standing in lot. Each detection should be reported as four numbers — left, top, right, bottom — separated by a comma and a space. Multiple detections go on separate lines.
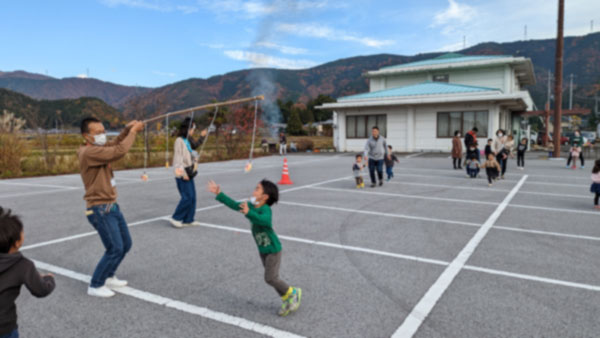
517, 137, 528, 170
353, 154, 366, 189
0, 207, 55, 338
465, 143, 480, 178
208, 179, 301, 317
484, 139, 493, 159
591, 160, 600, 210
570, 142, 581, 169
481, 153, 501, 187
384, 145, 399, 181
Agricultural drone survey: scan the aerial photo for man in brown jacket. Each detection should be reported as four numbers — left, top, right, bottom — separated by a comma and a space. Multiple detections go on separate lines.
78, 117, 144, 298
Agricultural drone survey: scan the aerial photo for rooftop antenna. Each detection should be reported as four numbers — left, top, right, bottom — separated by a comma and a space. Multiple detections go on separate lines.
524, 25, 528, 40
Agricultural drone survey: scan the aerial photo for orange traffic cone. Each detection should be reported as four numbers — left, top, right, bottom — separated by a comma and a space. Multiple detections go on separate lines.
278, 157, 293, 185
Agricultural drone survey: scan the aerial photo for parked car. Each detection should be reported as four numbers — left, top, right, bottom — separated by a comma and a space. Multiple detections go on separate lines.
536, 132, 569, 145
581, 131, 597, 144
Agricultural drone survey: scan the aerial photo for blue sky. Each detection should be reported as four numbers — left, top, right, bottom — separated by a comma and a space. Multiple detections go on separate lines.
1, 0, 598, 87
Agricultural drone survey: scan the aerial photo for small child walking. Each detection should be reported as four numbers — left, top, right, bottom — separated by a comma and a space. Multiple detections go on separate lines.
208, 179, 301, 317
481, 153, 501, 187
591, 159, 600, 210
384, 145, 399, 181
0, 207, 55, 338
516, 137, 528, 170
353, 154, 366, 189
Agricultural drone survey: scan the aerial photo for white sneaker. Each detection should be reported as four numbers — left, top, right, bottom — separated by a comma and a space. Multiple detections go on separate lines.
88, 286, 115, 298
170, 218, 184, 228
105, 276, 128, 288
184, 221, 202, 227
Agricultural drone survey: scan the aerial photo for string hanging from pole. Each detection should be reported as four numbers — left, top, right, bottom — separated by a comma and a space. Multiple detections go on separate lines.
165, 114, 170, 168
196, 106, 219, 165
244, 99, 259, 173
141, 124, 149, 181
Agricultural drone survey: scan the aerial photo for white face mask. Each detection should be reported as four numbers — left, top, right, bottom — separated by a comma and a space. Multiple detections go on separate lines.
250, 196, 257, 205
497, 133, 503, 138
93, 133, 107, 146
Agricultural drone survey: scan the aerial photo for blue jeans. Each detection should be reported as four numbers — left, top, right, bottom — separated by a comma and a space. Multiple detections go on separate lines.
0, 329, 18, 338
368, 159, 384, 184
173, 177, 196, 223
386, 165, 394, 179
86, 203, 132, 288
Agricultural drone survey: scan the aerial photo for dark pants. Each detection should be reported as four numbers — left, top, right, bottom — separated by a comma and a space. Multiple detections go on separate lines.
386, 165, 394, 179
486, 168, 499, 184
517, 152, 525, 167
355, 176, 364, 185
466, 166, 479, 178
567, 152, 584, 166
453, 158, 462, 169
260, 251, 290, 296
496, 153, 507, 176
173, 177, 196, 223
595, 193, 599, 206
0, 329, 18, 338
368, 159, 384, 184
86, 203, 132, 288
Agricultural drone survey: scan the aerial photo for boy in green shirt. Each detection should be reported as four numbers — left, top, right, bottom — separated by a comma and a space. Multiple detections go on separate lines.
208, 179, 301, 317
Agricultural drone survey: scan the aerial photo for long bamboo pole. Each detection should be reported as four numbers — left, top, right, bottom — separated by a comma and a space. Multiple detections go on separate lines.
142, 95, 264, 124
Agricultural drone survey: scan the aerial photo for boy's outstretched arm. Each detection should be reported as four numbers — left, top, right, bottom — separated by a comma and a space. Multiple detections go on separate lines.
208, 180, 241, 211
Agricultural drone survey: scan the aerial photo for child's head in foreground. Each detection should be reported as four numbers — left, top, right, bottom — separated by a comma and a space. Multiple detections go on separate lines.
487, 153, 495, 161
254, 180, 279, 206
388, 145, 392, 151
593, 159, 600, 174
487, 138, 493, 145
0, 207, 24, 254
355, 154, 362, 163
521, 137, 527, 144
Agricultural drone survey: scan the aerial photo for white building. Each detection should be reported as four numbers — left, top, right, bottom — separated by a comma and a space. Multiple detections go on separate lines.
319, 53, 536, 152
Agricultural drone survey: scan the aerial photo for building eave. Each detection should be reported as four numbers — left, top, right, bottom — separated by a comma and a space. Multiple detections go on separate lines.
317, 92, 532, 110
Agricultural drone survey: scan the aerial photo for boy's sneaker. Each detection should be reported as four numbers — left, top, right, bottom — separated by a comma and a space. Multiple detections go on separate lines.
566, 164, 570, 168
581, 166, 585, 169
488, 183, 492, 187
278, 287, 302, 317
170, 218, 184, 228
88, 286, 115, 298
379, 181, 383, 187
360, 182, 365, 188
105, 276, 128, 289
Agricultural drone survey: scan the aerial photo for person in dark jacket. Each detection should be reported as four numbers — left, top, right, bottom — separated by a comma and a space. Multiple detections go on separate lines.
464, 127, 480, 161
0, 207, 55, 338
484, 138, 493, 159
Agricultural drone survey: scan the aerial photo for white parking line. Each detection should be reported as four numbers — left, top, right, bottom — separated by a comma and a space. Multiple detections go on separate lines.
0, 181, 78, 190
509, 204, 600, 216
391, 175, 529, 338
279, 201, 481, 227
309, 186, 500, 206
397, 166, 591, 181
33, 260, 305, 338
404, 152, 425, 159
373, 178, 591, 199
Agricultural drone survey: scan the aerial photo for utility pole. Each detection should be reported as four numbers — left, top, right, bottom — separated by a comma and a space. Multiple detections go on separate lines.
569, 74, 573, 110
552, 0, 564, 158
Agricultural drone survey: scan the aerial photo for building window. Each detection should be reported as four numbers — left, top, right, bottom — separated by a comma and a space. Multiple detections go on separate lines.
346, 114, 387, 139
433, 74, 449, 83
436, 111, 488, 138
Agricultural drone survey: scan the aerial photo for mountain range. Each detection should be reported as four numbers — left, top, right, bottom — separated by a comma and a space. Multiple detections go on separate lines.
1, 32, 598, 125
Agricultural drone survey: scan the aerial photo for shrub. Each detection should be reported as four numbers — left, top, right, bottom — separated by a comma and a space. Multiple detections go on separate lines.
295, 138, 314, 152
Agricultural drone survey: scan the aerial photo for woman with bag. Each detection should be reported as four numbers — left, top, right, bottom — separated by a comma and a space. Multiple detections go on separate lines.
170, 117, 207, 228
